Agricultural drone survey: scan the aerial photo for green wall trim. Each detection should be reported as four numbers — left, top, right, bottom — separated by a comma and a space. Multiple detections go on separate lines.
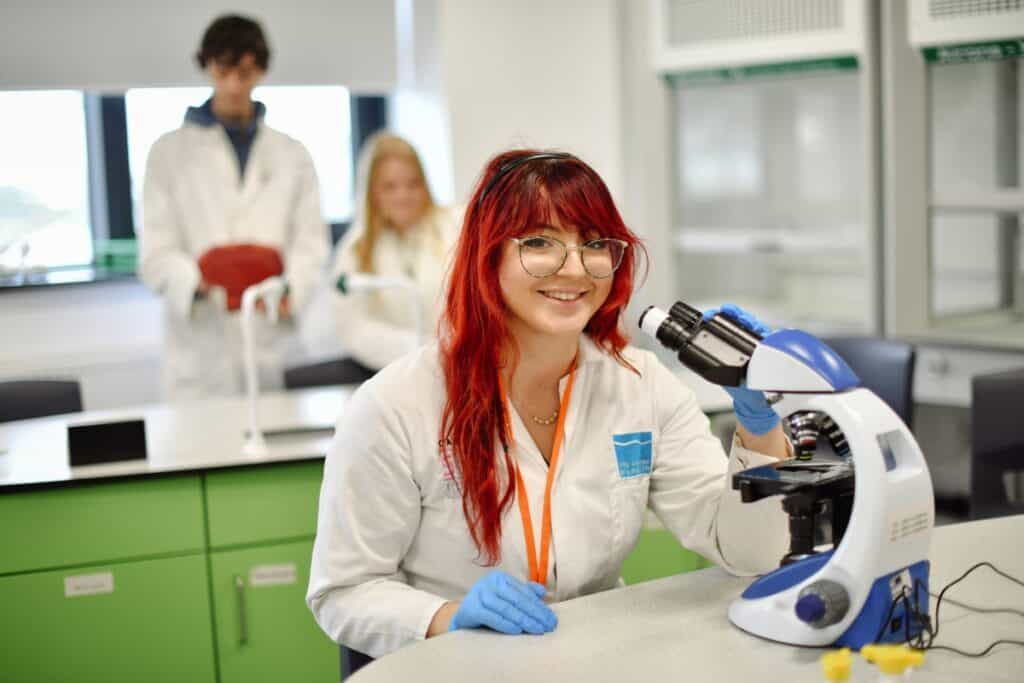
923, 38, 1024, 64
668, 55, 859, 84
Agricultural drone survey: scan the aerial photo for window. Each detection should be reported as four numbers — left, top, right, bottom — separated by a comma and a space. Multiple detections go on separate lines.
125, 85, 354, 228
928, 57, 1023, 319
671, 68, 870, 333
0, 91, 91, 273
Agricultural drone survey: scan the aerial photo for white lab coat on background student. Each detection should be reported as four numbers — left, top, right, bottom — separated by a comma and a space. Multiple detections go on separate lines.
307, 336, 790, 658
140, 118, 329, 399
331, 204, 462, 370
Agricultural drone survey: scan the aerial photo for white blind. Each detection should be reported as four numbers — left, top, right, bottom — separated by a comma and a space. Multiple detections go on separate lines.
0, 1, 396, 92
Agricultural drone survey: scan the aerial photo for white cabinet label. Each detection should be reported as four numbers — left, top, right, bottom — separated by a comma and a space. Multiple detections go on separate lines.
250, 563, 297, 587
64, 572, 114, 598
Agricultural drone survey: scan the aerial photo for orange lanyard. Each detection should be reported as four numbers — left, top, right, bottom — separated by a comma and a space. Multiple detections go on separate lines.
498, 362, 577, 585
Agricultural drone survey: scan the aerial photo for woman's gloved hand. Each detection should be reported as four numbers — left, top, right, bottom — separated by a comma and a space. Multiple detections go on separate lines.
448, 570, 558, 635
702, 303, 780, 435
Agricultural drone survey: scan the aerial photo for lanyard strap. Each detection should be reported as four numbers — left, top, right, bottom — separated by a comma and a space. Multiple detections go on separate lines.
498, 362, 577, 585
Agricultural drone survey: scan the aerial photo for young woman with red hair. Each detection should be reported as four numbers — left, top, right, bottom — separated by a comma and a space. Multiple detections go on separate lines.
308, 151, 791, 665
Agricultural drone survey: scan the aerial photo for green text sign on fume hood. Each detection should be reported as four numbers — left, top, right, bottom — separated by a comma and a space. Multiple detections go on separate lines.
668, 56, 858, 84
923, 38, 1024, 64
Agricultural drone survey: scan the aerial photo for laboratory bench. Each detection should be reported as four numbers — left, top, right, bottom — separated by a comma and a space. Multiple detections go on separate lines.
351, 514, 1024, 683
0, 385, 714, 682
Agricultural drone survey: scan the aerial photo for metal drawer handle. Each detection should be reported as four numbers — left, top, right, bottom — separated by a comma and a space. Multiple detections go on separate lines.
235, 575, 248, 645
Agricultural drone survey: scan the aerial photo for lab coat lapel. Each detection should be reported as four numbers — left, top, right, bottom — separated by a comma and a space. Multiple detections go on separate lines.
236, 131, 270, 220
374, 230, 405, 276
506, 401, 547, 471
186, 127, 243, 247
555, 359, 584, 485
414, 217, 445, 309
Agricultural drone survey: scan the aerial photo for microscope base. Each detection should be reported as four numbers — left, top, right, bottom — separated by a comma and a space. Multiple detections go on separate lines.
729, 555, 930, 649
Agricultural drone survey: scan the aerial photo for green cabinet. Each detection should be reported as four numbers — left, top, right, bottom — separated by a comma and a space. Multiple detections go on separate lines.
621, 528, 713, 584
209, 539, 336, 683
205, 461, 324, 548
0, 460, 334, 683
0, 476, 204, 574
0, 553, 216, 683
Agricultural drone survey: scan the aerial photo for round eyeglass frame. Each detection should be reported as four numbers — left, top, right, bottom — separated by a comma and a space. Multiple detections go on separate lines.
508, 235, 630, 279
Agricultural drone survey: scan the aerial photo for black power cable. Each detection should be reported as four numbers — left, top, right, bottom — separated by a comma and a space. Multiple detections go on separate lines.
876, 562, 1024, 657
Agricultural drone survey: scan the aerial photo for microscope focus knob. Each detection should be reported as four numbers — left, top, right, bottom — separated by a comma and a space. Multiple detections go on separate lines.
795, 580, 850, 628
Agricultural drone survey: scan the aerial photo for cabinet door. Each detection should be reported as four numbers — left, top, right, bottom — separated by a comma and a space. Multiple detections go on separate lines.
210, 539, 337, 683
1, 554, 215, 683
621, 528, 713, 585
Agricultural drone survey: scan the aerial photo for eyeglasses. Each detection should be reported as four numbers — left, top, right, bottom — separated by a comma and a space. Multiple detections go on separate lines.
509, 235, 629, 279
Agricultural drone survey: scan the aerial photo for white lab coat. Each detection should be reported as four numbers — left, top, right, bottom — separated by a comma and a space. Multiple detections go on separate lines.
331, 205, 462, 370
140, 120, 329, 399
307, 336, 790, 658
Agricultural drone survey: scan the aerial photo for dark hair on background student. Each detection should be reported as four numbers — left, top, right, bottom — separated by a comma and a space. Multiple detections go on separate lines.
195, 14, 271, 70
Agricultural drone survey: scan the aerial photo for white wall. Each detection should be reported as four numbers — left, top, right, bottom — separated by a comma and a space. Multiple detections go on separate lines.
617, 0, 676, 326
0, 280, 163, 409
437, 0, 674, 336
439, 0, 625, 204
390, 0, 456, 204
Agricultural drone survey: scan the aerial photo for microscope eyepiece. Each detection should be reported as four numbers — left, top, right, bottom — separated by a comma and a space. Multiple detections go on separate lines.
638, 300, 757, 387
639, 306, 690, 352
668, 301, 702, 328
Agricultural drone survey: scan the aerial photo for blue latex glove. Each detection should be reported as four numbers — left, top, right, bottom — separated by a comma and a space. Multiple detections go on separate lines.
449, 570, 558, 635
702, 303, 780, 435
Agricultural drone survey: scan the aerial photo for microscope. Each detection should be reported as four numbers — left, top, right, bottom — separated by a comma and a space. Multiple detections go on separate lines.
639, 302, 935, 649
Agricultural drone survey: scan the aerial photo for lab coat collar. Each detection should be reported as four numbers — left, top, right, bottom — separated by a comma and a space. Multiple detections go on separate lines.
577, 334, 605, 366
184, 98, 266, 135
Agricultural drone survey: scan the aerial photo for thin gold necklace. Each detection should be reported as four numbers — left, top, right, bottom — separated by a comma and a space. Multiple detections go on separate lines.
531, 408, 559, 426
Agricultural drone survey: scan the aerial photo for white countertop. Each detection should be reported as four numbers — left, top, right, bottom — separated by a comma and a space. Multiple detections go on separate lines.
351, 515, 1024, 683
0, 372, 733, 491
0, 386, 355, 490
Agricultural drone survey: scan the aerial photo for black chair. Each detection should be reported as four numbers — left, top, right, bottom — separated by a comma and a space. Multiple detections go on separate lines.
340, 646, 373, 679
284, 357, 376, 390
970, 367, 1024, 520
0, 379, 83, 423
822, 337, 916, 429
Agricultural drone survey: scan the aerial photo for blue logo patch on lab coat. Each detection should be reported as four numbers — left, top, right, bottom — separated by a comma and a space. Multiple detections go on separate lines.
613, 432, 653, 478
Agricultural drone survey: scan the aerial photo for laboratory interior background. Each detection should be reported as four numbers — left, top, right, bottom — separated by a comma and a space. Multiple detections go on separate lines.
2, 0, 1024, 681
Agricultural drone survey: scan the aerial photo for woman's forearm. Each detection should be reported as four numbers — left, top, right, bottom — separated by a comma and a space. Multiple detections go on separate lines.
426, 601, 459, 637
735, 422, 792, 461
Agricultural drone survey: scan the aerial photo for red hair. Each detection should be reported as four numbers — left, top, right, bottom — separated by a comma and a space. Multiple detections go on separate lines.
439, 150, 646, 564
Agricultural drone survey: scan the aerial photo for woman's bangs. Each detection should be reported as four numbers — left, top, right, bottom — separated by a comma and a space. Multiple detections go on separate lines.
500, 182, 563, 239
542, 171, 630, 242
